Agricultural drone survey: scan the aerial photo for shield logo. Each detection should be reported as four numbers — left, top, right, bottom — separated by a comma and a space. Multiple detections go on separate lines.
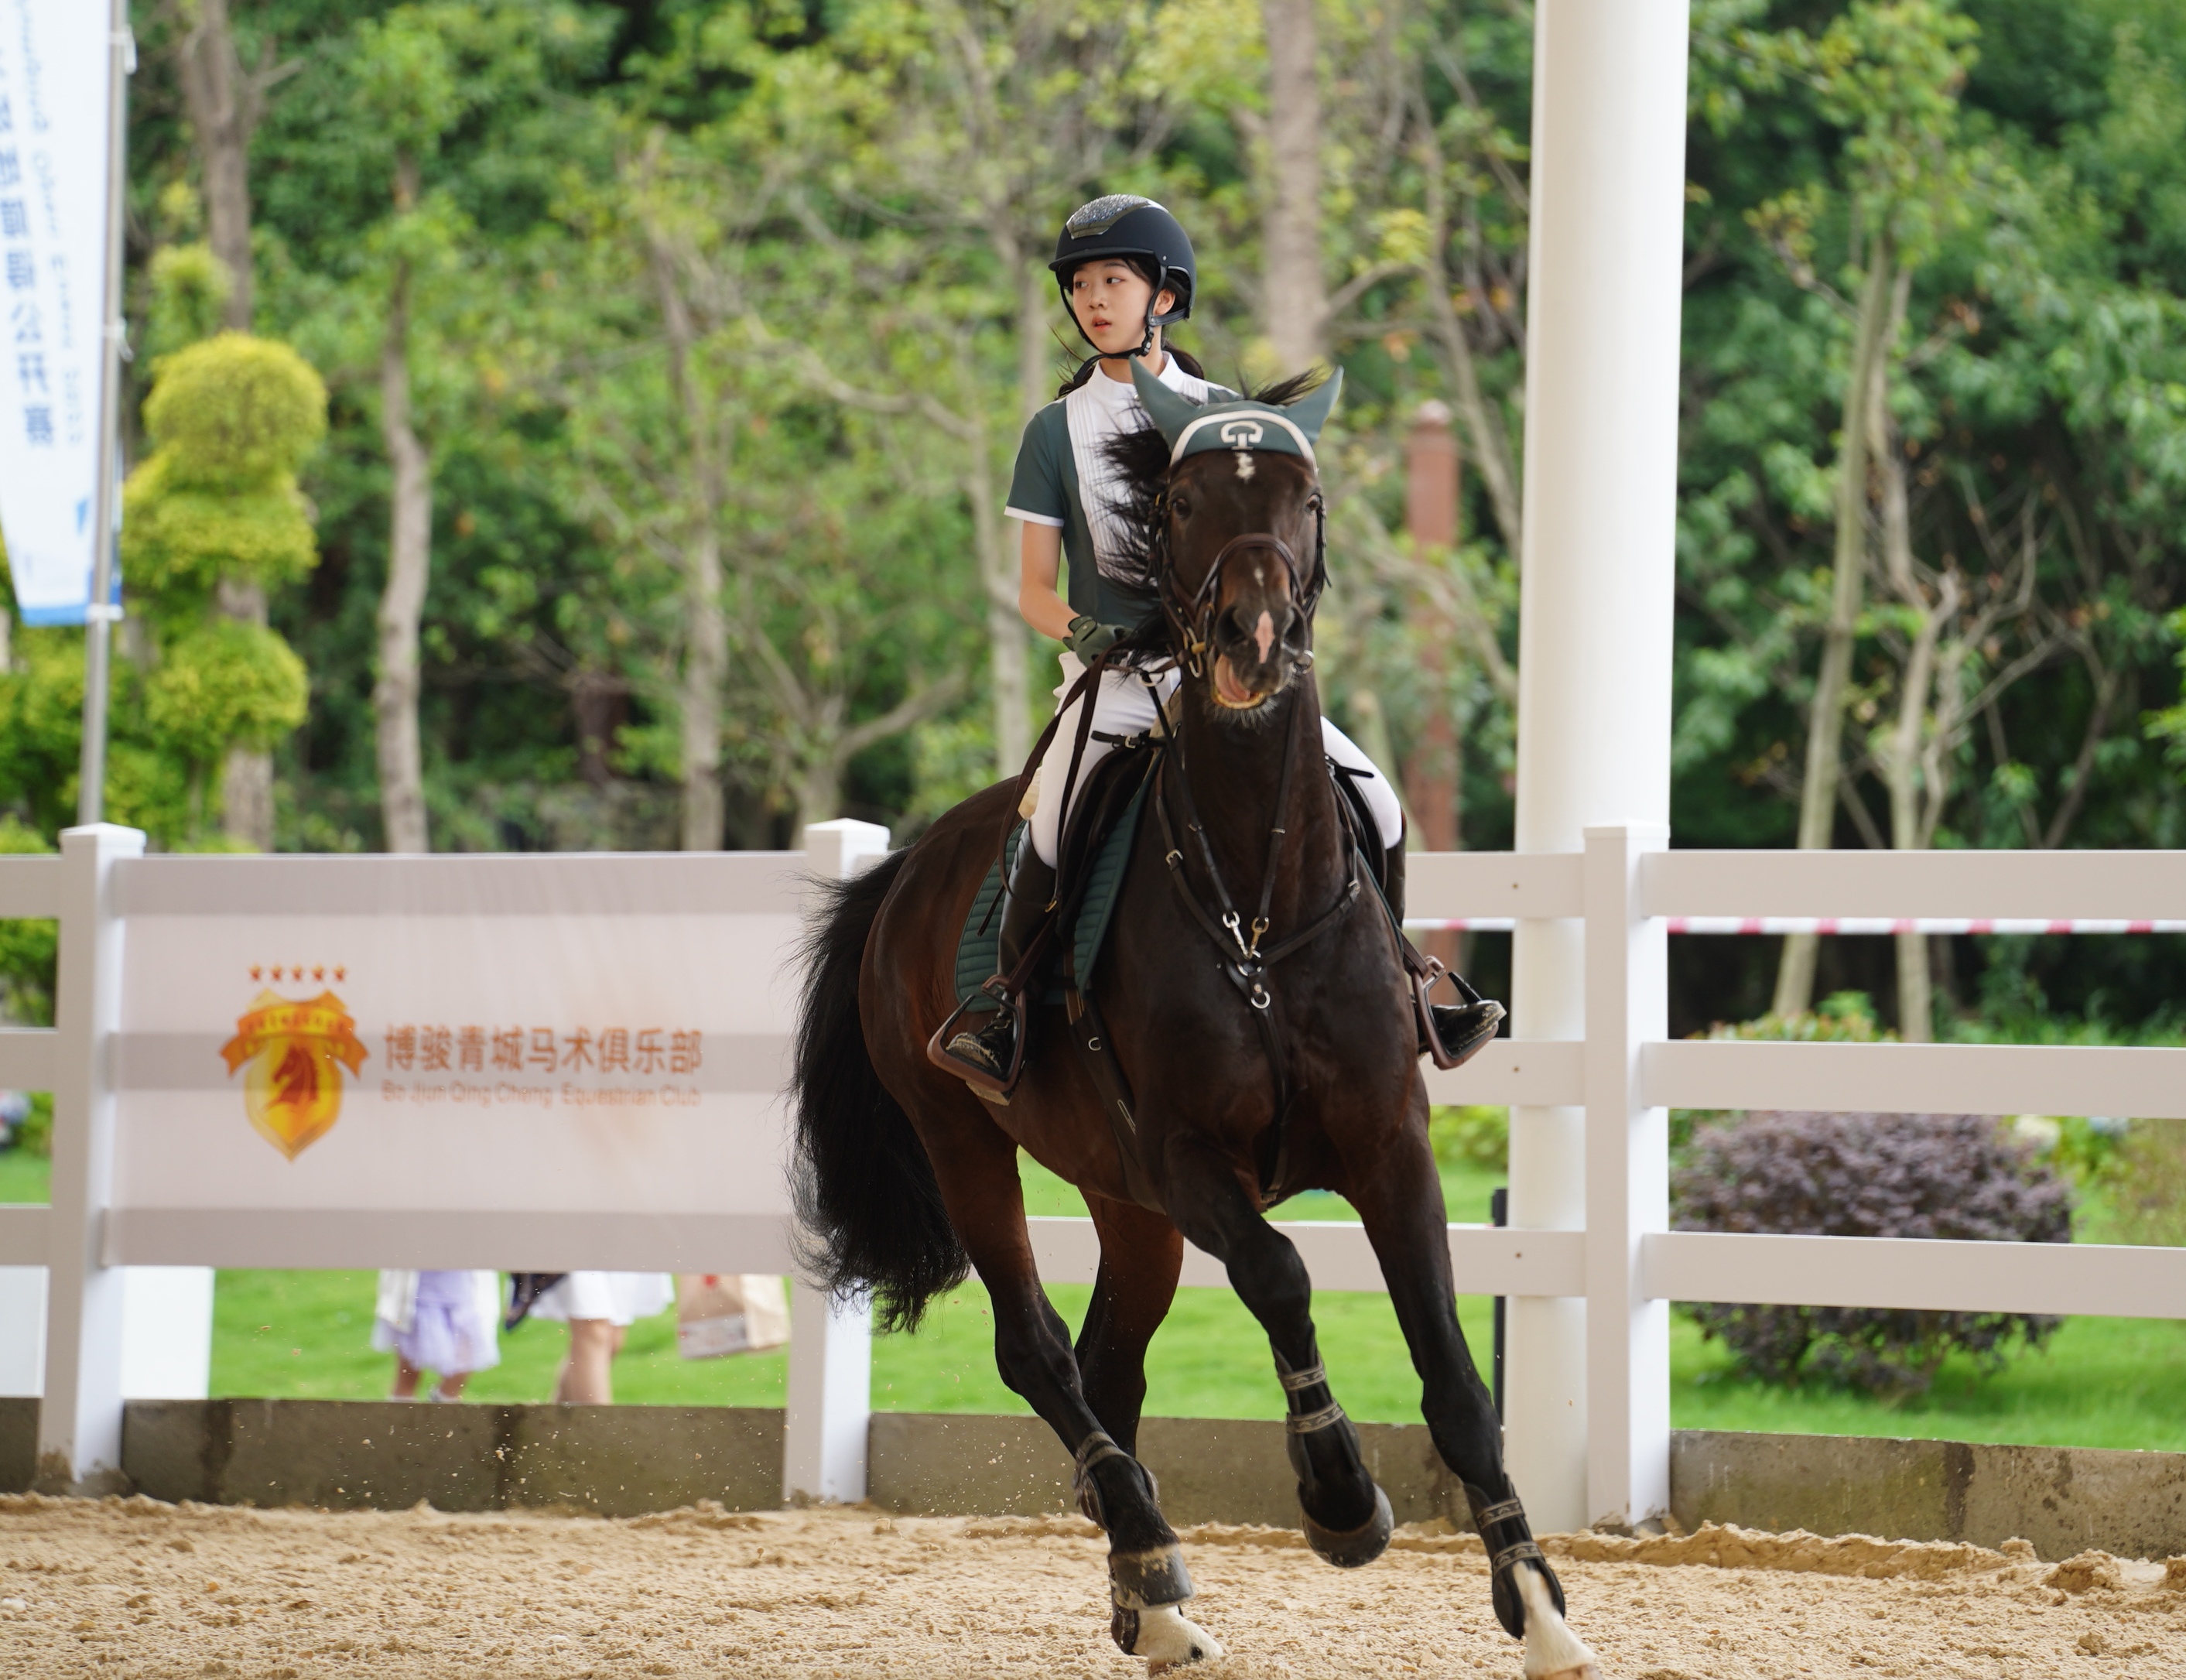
219, 989, 370, 1160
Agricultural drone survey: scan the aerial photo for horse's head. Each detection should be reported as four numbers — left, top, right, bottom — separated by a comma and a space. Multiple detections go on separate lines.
1131, 362, 1342, 719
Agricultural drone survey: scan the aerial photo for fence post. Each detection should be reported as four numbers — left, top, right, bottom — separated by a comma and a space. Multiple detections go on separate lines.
1582, 823, 1671, 1528
783, 819, 890, 1504
38, 823, 142, 1491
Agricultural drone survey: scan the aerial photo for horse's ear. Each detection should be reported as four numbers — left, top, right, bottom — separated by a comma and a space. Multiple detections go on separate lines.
1285, 367, 1343, 443
1130, 358, 1202, 447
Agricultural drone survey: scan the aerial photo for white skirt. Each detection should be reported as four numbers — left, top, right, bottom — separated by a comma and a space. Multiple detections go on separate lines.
529, 1271, 673, 1327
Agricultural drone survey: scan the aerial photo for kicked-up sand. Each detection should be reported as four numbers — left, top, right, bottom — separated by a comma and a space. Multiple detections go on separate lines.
2, 1493, 2181, 1677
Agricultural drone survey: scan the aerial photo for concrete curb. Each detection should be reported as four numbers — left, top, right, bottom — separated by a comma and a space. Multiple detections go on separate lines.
0, 1401, 2178, 1560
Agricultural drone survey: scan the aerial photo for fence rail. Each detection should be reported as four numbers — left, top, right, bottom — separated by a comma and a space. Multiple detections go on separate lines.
1, 826, 2181, 1519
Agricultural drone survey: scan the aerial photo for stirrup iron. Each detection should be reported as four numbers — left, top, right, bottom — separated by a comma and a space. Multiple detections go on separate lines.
926, 976, 1027, 1101
1414, 956, 1504, 1070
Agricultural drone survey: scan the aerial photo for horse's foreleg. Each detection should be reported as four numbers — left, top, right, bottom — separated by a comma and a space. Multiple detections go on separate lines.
1160, 1137, 1392, 1569
922, 1127, 1219, 1669
1349, 1128, 1599, 1678
1076, 1194, 1184, 1456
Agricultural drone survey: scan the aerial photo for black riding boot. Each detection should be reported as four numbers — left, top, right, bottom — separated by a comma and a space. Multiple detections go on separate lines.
945, 846, 1057, 1080
1384, 843, 1505, 1066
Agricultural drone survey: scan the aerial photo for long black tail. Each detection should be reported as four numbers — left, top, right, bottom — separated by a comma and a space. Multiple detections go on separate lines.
789, 848, 969, 1333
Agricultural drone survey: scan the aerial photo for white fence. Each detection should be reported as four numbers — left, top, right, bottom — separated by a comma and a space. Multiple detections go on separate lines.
1, 821, 2183, 1515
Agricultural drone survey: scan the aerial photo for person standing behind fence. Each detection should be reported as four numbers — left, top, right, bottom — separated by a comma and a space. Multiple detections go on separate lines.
374, 1269, 501, 1401
528, 1271, 673, 1404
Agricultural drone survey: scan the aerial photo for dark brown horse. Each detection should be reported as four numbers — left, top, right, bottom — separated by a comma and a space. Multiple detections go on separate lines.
791, 375, 1599, 1678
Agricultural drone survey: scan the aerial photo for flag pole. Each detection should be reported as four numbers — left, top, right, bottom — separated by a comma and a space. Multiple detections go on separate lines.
76, 0, 133, 826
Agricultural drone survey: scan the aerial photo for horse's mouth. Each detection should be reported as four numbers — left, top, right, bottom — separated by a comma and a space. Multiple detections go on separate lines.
1211, 654, 1279, 710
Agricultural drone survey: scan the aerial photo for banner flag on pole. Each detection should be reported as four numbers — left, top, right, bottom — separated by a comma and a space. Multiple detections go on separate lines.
0, 1, 114, 626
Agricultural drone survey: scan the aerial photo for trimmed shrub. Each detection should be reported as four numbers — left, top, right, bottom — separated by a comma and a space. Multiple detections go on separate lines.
1671, 1110, 2072, 1396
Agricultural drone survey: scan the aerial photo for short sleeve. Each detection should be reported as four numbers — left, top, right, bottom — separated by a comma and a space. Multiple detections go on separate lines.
1004, 406, 1068, 528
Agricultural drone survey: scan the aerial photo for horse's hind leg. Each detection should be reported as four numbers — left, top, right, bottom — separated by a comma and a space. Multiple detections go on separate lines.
1076, 1193, 1184, 1455
920, 1121, 1220, 1668
1161, 1137, 1393, 1569
1348, 1124, 1599, 1679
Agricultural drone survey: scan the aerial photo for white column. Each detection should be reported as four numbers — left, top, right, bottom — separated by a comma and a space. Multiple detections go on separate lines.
38, 823, 143, 1491
782, 818, 890, 1504
1583, 826, 1671, 1528
1508, 0, 1689, 1533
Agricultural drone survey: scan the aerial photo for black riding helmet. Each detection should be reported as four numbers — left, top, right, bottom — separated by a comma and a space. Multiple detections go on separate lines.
1050, 194, 1196, 359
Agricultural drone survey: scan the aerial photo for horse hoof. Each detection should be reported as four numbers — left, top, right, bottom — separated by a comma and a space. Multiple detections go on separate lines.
1302, 1482, 1393, 1569
1113, 1602, 1225, 1668
1517, 1562, 1599, 1680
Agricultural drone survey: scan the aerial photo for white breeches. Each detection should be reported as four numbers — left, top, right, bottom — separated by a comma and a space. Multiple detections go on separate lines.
1028, 655, 1405, 866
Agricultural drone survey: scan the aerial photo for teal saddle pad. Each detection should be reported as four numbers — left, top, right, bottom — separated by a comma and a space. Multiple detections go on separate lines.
953, 779, 1151, 1005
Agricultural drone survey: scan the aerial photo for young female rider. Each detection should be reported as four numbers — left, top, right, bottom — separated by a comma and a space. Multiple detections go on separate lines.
944, 194, 1498, 1082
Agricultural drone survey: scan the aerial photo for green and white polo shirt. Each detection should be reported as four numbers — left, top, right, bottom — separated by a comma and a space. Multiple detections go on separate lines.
1004, 357, 1221, 627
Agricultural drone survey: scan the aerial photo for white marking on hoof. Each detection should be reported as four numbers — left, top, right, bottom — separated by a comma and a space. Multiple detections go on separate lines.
1517, 1563, 1599, 1680
1134, 1603, 1223, 1670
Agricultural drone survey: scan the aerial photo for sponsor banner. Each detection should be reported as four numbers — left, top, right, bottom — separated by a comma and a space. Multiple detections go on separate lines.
115, 903, 807, 1218
0, 2, 111, 625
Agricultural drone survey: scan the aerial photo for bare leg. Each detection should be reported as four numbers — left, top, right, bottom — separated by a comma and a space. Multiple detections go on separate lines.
556, 1319, 618, 1404
390, 1357, 423, 1399
1160, 1135, 1390, 1565
432, 1370, 470, 1401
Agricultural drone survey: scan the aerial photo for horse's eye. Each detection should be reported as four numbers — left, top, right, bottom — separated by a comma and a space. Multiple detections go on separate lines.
1305, 493, 1324, 514
1170, 495, 1192, 521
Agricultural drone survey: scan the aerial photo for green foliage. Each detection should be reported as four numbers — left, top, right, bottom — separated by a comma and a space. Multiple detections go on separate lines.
2099, 1120, 2186, 1247
121, 452, 318, 601
96, 329, 328, 838
5, 0, 2158, 1053
140, 333, 327, 491
1428, 1105, 1510, 1175
0, 817, 54, 1030
145, 621, 310, 761
145, 244, 234, 364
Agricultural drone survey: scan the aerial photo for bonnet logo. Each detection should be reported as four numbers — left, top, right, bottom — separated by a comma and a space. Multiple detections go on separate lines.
1219, 418, 1264, 480
220, 982, 369, 1160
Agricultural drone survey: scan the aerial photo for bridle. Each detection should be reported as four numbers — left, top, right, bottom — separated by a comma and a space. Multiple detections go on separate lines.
1150, 481, 1329, 680
1142, 464, 1354, 1199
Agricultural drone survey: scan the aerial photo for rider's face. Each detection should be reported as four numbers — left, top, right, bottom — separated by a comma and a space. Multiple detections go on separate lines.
1069, 261, 1175, 358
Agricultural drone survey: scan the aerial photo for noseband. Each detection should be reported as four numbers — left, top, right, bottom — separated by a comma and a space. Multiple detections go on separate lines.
1155, 499, 1329, 679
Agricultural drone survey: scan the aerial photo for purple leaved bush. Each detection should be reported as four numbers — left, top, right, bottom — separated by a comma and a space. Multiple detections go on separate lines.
1671, 1111, 2073, 1397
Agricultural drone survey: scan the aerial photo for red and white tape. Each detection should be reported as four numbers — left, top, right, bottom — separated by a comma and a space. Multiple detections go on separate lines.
1403, 917, 2186, 936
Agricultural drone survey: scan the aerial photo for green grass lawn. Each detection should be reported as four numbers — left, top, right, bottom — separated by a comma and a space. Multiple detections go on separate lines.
5, 1145, 2181, 1449
0, 1148, 50, 1203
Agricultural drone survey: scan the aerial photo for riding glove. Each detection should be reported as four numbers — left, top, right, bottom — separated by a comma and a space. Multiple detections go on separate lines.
1065, 614, 1123, 660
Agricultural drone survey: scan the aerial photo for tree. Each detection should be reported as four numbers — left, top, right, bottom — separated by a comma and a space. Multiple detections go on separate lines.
1261, 0, 1330, 374
1743, 0, 1980, 1019
168, 0, 302, 847
119, 334, 327, 843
